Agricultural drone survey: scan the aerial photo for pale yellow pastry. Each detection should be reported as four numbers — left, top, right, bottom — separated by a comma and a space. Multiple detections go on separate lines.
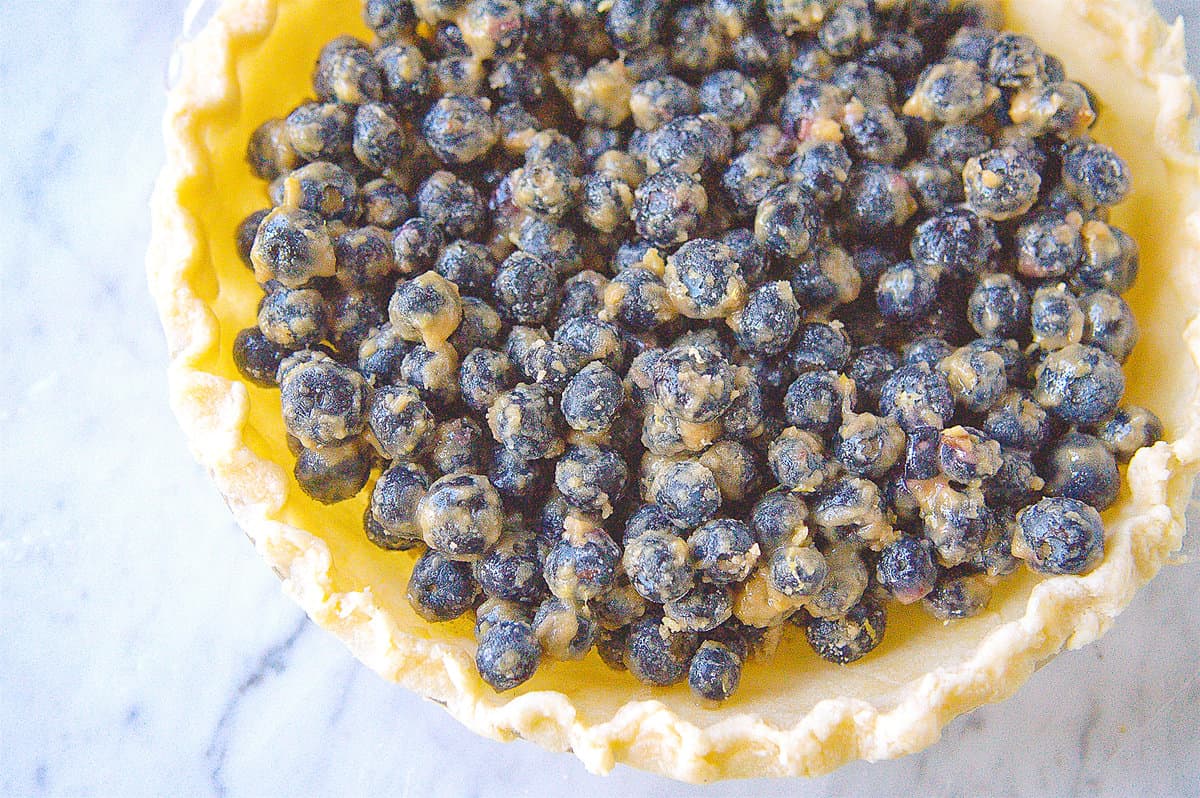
147, 0, 1200, 781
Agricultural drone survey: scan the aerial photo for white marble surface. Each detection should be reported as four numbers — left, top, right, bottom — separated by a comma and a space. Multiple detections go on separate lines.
1, 1, 1198, 795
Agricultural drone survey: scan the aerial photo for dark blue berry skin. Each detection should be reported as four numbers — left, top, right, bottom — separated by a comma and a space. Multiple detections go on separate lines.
494, 251, 559, 325
285, 102, 354, 162
767, 544, 828, 597
1034, 343, 1125, 425
940, 343, 1008, 413
435, 240, 495, 298
927, 123, 992, 171
416, 171, 485, 238
817, 0, 874, 57
294, 437, 373, 504
876, 535, 936, 604
923, 569, 992, 620
839, 162, 916, 240
731, 282, 800, 355
755, 182, 823, 259
938, 425, 1002, 484
654, 461, 722, 529
904, 158, 961, 214
279, 356, 370, 448
700, 70, 762, 130
910, 207, 998, 276
533, 597, 599, 659
902, 336, 954, 370
1016, 496, 1105, 575
630, 76, 698, 131
518, 216, 582, 276
788, 321, 852, 374
787, 141, 853, 207
488, 383, 563, 461
968, 273, 1030, 338
370, 462, 430, 545
879, 362, 955, 433
489, 446, 551, 501
688, 641, 742, 701
476, 619, 542, 691
722, 152, 785, 217
236, 209, 270, 269
875, 261, 939, 321
623, 529, 694, 602
1093, 405, 1163, 463
422, 94, 497, 166
653, 345, 735, 424
234, 327, 287, 387
257, 288, 329, 350
987, 32, 1047, 89
983, 447, 1043, 509
832, 61, 896, 108
721, 228, 768, 285
624, 613, 700, 686
604, 267, 678, 332
964, 147, 1042, 221
843, 103, 908, 165
474, 537, 548, 604
554, 444, 628, 516
543, 526, 621, 603
1030, 284, 1084, 351
287, 161, 360, 223
784, 370, 847, 437
392, 217, 444, 275
847, 344, 899, 411
1043, 432, 1120, 510
368, 384, 435, 461
750, 488, 809, 553
1015, 214, 1082, 279
1077, 223, 1139, 294
688, 519, 758, 585
561, 362, 625, 434
557, 271, 608, 324
779, 78, 847, 137
1062, 139, 1132, 208
623, 503, 677, 542
407, 548, 480, 622
804, 598, 887, 664
632, 168, 708, 247
1081, 290, 1139, 363
645, 115, 732, 175
862, 31, 926, 80
665, 582, 734, 632
521, 339, 583, 393
904, 425, 941, 480
833, 414, 905, 479
375, 43, 430, 108
606, 0, 670, 51
460, 348, 517, 414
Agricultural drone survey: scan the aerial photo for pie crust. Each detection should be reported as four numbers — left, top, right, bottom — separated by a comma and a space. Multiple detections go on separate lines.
147, 0, 1200, 781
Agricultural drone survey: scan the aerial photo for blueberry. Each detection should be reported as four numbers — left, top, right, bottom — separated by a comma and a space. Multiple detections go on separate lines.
875, 535, 936, 604
623, 503, 677, 542
488, 445, 551, 501
246, 120, 298, 182
698, 440, 763, 503
767, 544, 828, 597
494, 251, 559, 325
293, 436, 373, 504
910, 206, 998, 276
1093, 405, 1163, 463
833, 413, 906, 479
688, 641, 742, 701
399, 343, 460, 407
554, 444, 628, 517
983, 447, 1045, 509
938, 425, 1002, 484
644, 114, 731, 175
1080, 290, 1139, 363
279, 354, 370, 448
904, 425, 941, 479
963, 147, 1042, 221
1014, 496, 1105, 575
285, 102, 354, 162
847, 344, 899, 410
904, 158, 962, 213
904, 59, 998, 124
817, 0, 874, 57
285, 161, 360, 223
475, 536, 548, 604
923, 569, 993, 620
987, 32, 1047, 89
392, 217, 444, 276
1015, 213, 1083, 279
902, 335, 954, 370
699, 70, 762, 131
665, 582, 734, 632
512, 159, 582, 222
805, 597, 887, 664
543, 523, 621, 602
688, 518, 759, 585
1030, 283, 1084, 351
429, 417, 489, 476
843, 101, 908, 165
653, 344, 735, 424
367, 384, 436, 461
919, 482, 994, 567
784, 370, 850, 437
233, 327, 287, 387
369, 462, 431, 547
879, 362, 955, 433
591, 580, 649, 630
632, 168, 709, 247
788, 321, 852, 373
250, 208, 337, 288
754, 182, 822, 259
875, 260, 939, 321
624, 612, 699, 686
389, 272, 463, 348
559, 362, 624, 435
416, 170, 485, 238
1062, 139, 1132, 208
787, 141, 853, 207
459, 348, 517, 414
416, 474, 503, 561
926, 123, 991, 171
832, 61, 896, 108
722, 152, 786, 217
407, 548, 480, 622
750, 488, 810, 553
1043, 432, 1120, 510
1034, 343, 1125, 425
721, 227, 769, 285
1077, 222, 1139, 293
532, 597, 599, 660
602, 267, 680, 332
422, 94, 497, 166
789, 240, 862, 312
487, 383, 564, 461
939, 343, 1008, 413
778, 77, 847, 135
769, 427, 836, 493
476, 619, 541, 691
375, 42, 431, 108
652, 460, 722, 528
839, 162, 918, 240
968, 273, 1030, 338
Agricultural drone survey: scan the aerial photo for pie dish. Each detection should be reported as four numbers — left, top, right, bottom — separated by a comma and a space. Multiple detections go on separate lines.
147, 0, 1200, 781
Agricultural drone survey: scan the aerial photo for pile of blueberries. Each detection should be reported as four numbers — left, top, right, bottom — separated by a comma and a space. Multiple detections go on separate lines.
232, 0, 1163, 700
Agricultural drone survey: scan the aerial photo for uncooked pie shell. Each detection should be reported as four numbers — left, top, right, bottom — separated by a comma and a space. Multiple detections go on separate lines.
147, 0, 1200, 781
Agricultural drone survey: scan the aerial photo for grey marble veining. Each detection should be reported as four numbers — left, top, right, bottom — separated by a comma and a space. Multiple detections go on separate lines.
1, 1, 1198, 796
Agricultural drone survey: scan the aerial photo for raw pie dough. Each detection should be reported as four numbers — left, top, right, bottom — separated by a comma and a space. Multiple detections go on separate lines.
147, 0, 1200, 781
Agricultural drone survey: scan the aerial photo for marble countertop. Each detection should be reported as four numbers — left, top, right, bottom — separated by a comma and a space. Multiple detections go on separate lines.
1, 1, 1197, 795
